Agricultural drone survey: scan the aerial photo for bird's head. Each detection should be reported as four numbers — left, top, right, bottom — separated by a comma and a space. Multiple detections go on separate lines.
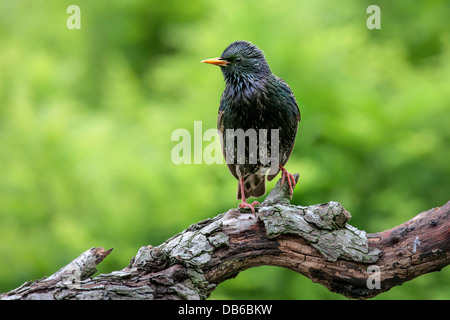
201, 41, 272, 85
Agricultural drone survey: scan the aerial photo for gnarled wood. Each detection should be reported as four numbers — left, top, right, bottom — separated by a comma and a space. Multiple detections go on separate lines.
1, 174, 449, 300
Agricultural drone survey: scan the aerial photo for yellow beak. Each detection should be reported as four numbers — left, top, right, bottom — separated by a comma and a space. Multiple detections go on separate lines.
201, 57, 230, 67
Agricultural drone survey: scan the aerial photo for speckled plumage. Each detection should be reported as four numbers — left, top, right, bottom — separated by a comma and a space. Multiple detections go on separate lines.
203, 41, 300, 208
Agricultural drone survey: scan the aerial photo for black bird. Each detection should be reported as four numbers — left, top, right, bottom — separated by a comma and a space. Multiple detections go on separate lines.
202, 41, 300, 213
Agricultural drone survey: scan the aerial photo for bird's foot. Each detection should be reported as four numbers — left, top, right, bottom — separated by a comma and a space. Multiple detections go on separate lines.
279, 166, 296, 198
238, 200, 260, 214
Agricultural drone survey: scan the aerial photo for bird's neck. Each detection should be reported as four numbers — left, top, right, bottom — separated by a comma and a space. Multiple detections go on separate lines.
224, 73, 273, 103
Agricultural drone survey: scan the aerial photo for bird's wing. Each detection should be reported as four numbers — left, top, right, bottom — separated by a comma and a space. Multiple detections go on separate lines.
266, 77, 300, 181
276, 76, 301, 123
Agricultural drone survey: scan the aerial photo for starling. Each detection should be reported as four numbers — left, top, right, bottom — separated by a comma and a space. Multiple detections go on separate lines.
202, 41, 300, 213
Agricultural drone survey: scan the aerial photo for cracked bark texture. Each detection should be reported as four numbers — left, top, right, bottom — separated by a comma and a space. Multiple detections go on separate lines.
1, 174, 449, 300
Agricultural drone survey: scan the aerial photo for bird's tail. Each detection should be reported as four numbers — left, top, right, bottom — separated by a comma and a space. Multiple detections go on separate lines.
237, 174, 266, 200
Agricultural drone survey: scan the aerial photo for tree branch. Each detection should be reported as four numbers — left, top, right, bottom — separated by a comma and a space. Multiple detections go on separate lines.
1, 174, 449, 300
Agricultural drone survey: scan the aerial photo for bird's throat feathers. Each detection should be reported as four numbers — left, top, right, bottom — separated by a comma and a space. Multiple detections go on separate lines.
223, 73, 273, 105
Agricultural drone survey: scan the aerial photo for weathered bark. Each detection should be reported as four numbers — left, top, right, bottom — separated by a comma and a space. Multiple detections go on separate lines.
1, 174, 449, 300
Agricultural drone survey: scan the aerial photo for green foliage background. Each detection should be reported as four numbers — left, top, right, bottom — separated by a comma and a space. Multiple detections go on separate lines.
0, 0, 449, 299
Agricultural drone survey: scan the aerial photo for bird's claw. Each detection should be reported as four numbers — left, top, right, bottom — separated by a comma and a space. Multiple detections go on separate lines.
238, 200, 260, 214
280, 167, 296, 198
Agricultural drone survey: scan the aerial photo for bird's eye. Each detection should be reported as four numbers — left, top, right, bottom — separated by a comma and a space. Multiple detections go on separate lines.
235, 57, 242, 63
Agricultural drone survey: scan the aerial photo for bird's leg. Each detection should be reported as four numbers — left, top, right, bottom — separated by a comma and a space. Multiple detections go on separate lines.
238, 177, 260, 214
279, 165, 296, 198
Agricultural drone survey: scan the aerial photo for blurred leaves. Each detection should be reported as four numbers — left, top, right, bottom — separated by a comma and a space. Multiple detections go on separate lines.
0, 0, 449, 299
